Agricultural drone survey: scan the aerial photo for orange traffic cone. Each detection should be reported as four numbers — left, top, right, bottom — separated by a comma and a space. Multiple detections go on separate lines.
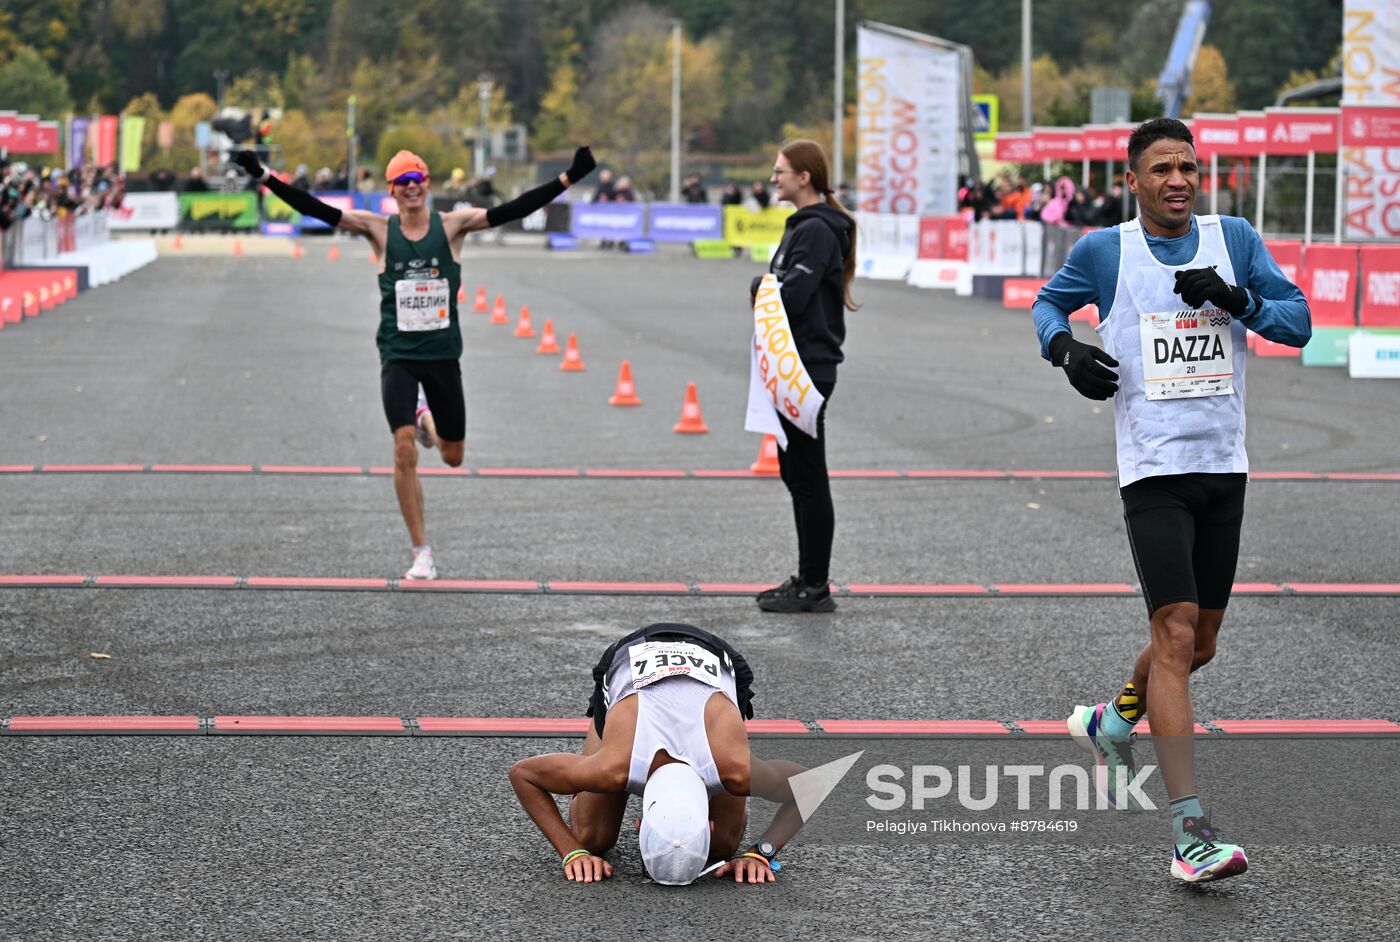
560, 334, 586, 371
232, 237, 244, 256
456, 283, 466, 303
514, 304, 536, 338
608, 360, 642, 406
473, 286, 489, 313
291, 241, 304, 258
491, 294, 509, 324
327, 243, 340, 261
369, 249, 379, 265
171, 232, 183, 250
749, 434, 781, 474
673, 382, 709, 434
536, 319, 561, 354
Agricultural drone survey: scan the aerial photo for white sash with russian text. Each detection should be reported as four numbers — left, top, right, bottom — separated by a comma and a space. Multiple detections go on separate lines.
744, 273, 826, 448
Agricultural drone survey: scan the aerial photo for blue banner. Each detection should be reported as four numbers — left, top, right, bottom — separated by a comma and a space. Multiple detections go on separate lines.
647, 203, 724, 242
68, 117, 88, 168
570, 202, 646, 241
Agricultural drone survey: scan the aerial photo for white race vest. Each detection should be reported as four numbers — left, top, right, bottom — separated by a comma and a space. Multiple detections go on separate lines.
1099, 216, 1248, 487
744, 273, 826, 449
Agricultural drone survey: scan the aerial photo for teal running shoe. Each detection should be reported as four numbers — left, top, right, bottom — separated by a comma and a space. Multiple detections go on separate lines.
1067, 702, 1146, 811
1172, 816, 1248, 883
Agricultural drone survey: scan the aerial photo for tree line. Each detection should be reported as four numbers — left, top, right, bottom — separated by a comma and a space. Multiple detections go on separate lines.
0, 0, 1342, 188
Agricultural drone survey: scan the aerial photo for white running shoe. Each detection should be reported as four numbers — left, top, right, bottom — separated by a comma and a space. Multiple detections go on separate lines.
405, 548, 437, 580
415, 390, 435, 449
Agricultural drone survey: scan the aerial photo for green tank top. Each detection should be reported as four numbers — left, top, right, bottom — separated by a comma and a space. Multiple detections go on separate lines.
376, 212, 462, 361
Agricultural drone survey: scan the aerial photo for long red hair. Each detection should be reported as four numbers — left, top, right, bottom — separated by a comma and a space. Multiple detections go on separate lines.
780, 138, 859, 312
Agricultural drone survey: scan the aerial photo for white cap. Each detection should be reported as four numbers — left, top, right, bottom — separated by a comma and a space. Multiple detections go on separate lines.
638, 762, 711, 885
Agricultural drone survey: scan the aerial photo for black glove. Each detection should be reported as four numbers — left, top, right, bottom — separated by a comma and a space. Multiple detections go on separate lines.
1174, 267, 1250, 317
565, 146, 597, 185
233, 150, 267, 181
1048, 333, 1119, 401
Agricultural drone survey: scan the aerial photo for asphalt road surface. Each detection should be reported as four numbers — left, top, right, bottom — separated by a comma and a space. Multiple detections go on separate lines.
2, 240, 1396, 941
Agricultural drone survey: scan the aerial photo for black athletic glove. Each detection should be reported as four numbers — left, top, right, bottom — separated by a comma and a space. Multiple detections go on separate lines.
1174, 267, 1251, 317
1048, 332, 1119, 401
242, 152, 343, 228
233, 150, 267, 182
565, 146, 597, 185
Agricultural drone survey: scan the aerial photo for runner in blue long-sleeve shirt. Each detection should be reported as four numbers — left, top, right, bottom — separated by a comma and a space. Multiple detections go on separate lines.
1033, 118, 1311, 884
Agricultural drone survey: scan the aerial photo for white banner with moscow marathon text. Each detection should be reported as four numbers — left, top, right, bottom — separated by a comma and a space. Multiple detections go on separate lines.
1343, 0, 1400, 239
857, 24, 960, 217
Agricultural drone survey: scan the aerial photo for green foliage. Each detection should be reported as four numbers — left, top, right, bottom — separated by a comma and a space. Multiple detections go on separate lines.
0, 0, 1353, 171
374, 116, 471, 179
0, 44, 74, 116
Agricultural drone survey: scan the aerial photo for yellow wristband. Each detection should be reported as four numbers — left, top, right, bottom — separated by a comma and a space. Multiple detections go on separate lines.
739, 852, 771, 866
562, 849, 592, 867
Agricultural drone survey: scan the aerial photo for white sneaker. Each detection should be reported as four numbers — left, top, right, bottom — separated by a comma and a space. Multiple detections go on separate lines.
405, 548, 436, 580
415, 390, 435, 449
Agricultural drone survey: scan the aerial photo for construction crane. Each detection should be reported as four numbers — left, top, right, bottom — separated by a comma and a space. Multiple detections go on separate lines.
1156, 0, 1214, 118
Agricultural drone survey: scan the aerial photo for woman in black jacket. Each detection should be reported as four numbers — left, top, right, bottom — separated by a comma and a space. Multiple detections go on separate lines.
751, 139, 859, 613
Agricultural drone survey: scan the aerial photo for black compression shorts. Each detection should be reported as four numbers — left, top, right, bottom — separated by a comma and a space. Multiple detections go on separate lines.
380, 358, 466, 442
1120, 472, 1247, 614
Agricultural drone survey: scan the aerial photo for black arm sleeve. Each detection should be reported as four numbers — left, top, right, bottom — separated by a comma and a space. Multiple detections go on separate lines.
263, 174, 343, 227
485, 177, 566, 228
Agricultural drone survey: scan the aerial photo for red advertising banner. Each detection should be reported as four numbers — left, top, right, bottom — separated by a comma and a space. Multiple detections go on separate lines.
10, 115, 37, 152
1003, 278, 1048, 309
1302, 243, 1359, 327
1358, 244, 1400, 327
1238, 111, 1267, 154
1264, 107, 1339, 155
0, 111, 16, 151
1340, 105, 1400, 147
918, 216, 946, 259
1192, 114, 1243, 159
1034, 128, 1085, 161
34, 121, 59, 154
95, 115, 119, 166
1083, 125, 1118, 161
944, 217, 969, 260
995, 133, 1036, 163
1264, 240, 1304, 286
918, 216, 970, 260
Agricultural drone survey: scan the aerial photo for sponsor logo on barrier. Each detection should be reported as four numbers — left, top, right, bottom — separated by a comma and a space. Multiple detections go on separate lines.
1367, 271, 1400, 305
1312, 269, 1352, 303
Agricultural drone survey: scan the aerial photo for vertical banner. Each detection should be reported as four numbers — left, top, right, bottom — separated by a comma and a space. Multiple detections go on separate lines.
69, 117, 89, 168
1342, 0, 1400, 238
857, 23, 961, 216
120, 115, 146, 173
95, 116, 119, 166
11, 116, 37, 152
34, 121, 59, 154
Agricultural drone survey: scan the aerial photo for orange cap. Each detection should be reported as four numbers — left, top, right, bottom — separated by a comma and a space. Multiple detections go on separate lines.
385, 150, 429, 182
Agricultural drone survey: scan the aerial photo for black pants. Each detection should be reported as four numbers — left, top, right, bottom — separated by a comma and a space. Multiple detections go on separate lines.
776, 379, 835, 586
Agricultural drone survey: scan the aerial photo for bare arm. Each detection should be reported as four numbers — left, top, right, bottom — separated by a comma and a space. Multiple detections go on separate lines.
334, 208, 388, 256
748, 756, 808, 852
508, 752, 624, 858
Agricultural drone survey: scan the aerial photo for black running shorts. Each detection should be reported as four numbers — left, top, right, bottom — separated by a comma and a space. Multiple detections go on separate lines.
1120, 472, 1247, 614
380, 358, 466, 442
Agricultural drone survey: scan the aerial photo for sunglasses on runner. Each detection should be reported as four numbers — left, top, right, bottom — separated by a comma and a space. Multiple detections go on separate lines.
392, 171, 426, 186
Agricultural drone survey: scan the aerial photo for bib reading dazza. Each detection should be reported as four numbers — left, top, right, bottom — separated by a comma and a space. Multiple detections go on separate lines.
395, 276, 451, 332
1140, 307, 1234, 400
628, 641, 723, 691
744, 272, 825, 448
